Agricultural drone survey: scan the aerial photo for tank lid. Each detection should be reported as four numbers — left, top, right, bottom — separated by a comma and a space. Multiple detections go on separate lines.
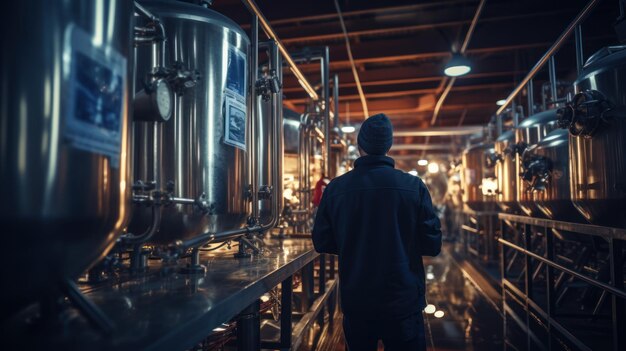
495, 129, 515, 142
518, 109, 558, 128
141, 0, 249, 41
582, 45, 626, 73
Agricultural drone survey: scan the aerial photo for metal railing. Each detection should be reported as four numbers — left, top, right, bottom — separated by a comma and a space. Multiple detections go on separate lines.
496, 0, 602, 115
499, 213, 626, 351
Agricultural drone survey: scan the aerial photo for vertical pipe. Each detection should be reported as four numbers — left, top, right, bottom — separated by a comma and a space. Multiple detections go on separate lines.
322, 47, 331, 178
526, 79, 534, 119
574, 25, 584, 75
333, 74, 339, 128
548, 56, 558, 105
272, 41, 284, 218
250, 15, 259, 222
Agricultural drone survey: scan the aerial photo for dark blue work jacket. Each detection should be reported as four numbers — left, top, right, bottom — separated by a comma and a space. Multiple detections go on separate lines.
312, 155, 442, 320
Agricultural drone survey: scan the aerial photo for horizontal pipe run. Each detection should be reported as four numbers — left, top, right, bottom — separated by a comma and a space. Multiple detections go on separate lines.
390, 143, 456, 151
496, 0, 600, 114
499, 238, 626, 299
394, 126, 484, 137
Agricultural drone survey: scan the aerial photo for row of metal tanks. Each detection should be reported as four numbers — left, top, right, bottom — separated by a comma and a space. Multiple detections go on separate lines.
460, 45, 626, 229
0, 0, 339, 321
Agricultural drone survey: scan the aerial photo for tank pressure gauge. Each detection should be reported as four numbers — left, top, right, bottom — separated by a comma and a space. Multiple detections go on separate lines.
134, 78, 174, 123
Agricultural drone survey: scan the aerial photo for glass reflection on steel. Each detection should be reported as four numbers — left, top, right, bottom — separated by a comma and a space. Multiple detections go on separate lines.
424, 304, 436, 314
434, 310, 445, 318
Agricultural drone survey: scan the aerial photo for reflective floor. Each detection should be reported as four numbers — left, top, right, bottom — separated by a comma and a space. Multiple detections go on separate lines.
325, 243, 505, 350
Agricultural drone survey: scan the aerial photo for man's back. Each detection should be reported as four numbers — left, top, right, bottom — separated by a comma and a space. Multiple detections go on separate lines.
312, 154, 442, 320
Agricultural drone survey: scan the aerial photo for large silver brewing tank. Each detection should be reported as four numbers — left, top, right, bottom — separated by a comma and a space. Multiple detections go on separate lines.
559, 46, 626, 227
494, 130, 519, 213
0, 0, 133, 317
132, 0, 250, 243
525, 129, 585, 223
461, 143, 497, 212
515, 110, 558, 217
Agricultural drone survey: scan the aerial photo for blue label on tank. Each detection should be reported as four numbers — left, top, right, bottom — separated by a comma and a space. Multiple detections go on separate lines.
63, 26, 126, 168
223, 45, 248, 151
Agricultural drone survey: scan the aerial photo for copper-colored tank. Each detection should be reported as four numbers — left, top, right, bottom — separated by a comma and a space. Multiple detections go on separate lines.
495, 130, 520, 213
515, 110, 559, 217
461, 143, 497, 212
558, 46, 626, 227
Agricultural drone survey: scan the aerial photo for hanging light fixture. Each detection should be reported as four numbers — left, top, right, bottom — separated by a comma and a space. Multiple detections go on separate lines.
341, 125, 356, 133
444, 53, 472, 77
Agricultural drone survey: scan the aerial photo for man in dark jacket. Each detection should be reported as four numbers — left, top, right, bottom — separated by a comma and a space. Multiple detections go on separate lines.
312, 113, 442, 351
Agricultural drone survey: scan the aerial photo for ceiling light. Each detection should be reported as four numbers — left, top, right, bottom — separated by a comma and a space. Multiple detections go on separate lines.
341, 125, 356, 133
496, 99, 507, 106
424, 304, 436, 314
427, 163, 439, 174
417, 159, 428, 166
444, 53, 472, 77
434, 310, 445, 318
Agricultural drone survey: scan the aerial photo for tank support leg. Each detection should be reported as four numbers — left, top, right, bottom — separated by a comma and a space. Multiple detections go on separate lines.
237, 300, 261, 351
234, 235, 260, 258
60, 278, 114, 335
180, 247, 206, 274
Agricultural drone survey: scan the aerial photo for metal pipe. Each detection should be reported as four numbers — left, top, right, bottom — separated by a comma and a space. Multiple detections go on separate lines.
391, 144, 456, 151
322, 47, 331, 177
526, 78, 534, 118
333, 74, 339, 128
394, 126, 483, 137
250, 15, 259, 222
548, 56, 558, 104
257, 40, 283, 230
334, 0, 369, 118
121, 204, 162, 245
496, 0, 601, 114
240, 0, 318, 100
575, 24, 584, 75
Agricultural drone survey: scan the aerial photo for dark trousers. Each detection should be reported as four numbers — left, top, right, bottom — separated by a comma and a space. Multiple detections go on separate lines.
343, 312, 426, 351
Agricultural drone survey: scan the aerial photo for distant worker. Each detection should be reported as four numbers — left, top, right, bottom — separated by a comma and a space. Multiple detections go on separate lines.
312, 113, 442, 351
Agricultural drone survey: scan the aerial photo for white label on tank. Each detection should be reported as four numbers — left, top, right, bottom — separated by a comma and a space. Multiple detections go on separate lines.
63, 25, 126, 168
223, 44, 248, 151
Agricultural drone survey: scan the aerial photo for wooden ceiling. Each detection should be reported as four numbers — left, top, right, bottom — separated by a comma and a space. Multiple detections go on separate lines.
213, 0, 620, 166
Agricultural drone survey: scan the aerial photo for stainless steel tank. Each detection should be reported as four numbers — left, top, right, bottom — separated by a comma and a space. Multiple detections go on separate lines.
525, 129, 586, 222
558, 46, 626, 227
131, 0, 250, 244
494, 130, 520, 213
461, 143, 497, 212
515, 110, 558, 217
0, 0, 133, 317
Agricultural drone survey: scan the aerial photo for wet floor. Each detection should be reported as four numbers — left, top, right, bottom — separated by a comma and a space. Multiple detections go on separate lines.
326, 243, 504, 350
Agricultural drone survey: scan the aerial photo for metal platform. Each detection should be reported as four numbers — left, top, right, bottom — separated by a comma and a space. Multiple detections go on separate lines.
1, 238, 321, 351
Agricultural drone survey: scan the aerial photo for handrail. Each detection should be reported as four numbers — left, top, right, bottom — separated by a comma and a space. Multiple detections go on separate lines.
496, 0, 601, 115
499, 238, 626, 299
241, 0, 319, 100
